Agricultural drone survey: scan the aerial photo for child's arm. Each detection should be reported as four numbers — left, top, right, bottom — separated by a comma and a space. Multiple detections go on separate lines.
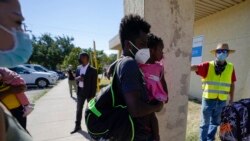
161, 73, 168, 103
16, 93, 30, 106
161, 73, 168, 94
0, 84, 26, 100
0, 68, 25, 85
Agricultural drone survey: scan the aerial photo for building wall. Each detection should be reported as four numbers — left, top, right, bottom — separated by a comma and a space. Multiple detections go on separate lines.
189, 0, 250, 101
124, 0, 144, 17
124, 0, 195, 140
144, 0, 194, 140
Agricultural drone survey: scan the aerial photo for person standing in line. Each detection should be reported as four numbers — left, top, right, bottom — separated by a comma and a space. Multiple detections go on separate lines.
191, 43, 236, 141
0, 0, 33, 140
71, 52, 97, 134
67, 65, 77, 97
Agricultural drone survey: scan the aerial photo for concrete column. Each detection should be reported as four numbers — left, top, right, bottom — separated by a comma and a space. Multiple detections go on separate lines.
117, 49, 122, 59
124, 0, 195, 140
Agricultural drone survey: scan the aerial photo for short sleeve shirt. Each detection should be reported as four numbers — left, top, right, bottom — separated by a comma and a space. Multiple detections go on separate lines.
115, 57, 152, 137
196, 61, 236, 82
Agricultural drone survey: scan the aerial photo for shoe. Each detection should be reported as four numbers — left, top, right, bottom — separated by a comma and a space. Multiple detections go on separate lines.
70, 127, 81, 134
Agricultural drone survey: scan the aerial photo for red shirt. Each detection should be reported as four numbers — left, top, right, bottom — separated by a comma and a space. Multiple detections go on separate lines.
196, 61, 236, 83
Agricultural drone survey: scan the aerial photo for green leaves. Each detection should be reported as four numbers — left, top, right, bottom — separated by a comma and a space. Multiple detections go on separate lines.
29, 34, 117, 73
29, 34, 75, 70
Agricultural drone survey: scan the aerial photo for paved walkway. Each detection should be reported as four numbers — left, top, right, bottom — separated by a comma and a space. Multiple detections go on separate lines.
27, 79, 90, 141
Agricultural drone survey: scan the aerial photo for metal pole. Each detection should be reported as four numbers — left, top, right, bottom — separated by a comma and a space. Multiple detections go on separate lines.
93, 41, 100, 92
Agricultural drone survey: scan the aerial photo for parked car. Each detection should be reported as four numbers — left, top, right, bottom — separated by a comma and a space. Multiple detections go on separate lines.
23, 64, 59, 80
54, 70, 67, 80
9, 65, 57, 88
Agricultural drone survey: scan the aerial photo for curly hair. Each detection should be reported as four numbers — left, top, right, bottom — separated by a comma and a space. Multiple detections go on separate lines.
0, 0, 9, 3
119, 14, 151, 49
147, 33, 164, 49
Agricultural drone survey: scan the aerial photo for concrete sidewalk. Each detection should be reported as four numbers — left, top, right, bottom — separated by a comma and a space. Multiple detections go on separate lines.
27, 79, 90, 141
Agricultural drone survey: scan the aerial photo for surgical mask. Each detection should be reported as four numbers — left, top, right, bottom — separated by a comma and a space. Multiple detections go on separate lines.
129, 41, 150, 64
216, 52, 228, 62
0, 25, 33, 67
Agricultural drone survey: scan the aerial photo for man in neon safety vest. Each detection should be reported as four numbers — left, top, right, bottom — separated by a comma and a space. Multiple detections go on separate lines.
191, 43, 236, 141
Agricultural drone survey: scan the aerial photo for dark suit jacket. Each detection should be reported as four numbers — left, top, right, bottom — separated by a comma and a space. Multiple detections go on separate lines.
75, 65, 97, 100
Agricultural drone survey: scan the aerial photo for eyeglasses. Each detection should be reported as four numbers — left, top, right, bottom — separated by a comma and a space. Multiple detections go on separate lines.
216, 49, 228, 54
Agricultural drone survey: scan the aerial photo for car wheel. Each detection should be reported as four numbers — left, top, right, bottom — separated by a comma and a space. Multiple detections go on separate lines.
36, 78, 49, 88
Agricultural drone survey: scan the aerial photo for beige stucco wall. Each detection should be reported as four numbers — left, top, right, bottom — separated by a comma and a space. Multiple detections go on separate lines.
124, 0, 195, 140
144, 0, 195, 140
189, 0, 250, 101
124, 0, 144, 17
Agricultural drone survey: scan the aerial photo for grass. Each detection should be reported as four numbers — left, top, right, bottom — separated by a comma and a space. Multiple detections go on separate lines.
186, 100, 220, 141
99, 77, 111, 89
30, 89, 49, 103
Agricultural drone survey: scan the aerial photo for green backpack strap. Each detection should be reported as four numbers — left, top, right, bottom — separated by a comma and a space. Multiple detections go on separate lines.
88, 99, 102, 117
110, 60, 127, 108
111, 60, 134, 141
88, 59, 122, 117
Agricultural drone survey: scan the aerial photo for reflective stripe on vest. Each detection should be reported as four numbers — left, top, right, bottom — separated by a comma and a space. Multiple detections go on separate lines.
202, 61, 233, 101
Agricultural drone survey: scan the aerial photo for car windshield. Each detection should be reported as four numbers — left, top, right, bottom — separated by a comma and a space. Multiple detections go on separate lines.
21, 66, 35, 72
39, 65, 50, 71
35, 65, 50, 72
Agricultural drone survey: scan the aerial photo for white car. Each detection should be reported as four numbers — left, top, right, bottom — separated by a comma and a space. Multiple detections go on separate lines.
9, 65, 57, 88
23, 64, 59, 80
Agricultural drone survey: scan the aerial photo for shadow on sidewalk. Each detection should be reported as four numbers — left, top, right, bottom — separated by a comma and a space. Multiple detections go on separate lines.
77, 130, 91, 140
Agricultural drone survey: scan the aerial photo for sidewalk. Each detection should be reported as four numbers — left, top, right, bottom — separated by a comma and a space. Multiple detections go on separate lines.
27, 79, 90, 141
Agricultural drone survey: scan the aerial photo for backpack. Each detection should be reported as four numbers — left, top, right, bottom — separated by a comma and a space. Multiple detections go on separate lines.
220, 98, 250, 141
85, 61, 135, 141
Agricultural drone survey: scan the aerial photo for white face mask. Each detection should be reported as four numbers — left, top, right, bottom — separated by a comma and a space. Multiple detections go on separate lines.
129, 41, 150, 64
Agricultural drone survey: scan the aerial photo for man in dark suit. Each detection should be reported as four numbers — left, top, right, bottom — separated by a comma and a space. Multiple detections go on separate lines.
71, 52, 97, 134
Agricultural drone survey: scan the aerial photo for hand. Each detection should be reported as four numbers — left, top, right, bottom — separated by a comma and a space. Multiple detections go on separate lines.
156, 102, 164, 112
75, 76, 83, 81
22, 104, 34, 117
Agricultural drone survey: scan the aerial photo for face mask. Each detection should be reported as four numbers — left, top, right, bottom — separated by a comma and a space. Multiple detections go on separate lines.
216, 52, 228, 62
0, 25, 33, 67
129, 41, 150, 64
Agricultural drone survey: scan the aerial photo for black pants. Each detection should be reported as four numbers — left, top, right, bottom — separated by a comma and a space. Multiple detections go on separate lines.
10, 106, 27, 130
75, 87, 87, 127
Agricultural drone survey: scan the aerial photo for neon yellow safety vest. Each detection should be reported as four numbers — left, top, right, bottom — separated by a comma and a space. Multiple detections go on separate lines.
202, 61, 233, 101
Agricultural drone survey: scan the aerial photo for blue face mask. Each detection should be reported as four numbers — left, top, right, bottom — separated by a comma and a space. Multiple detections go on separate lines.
0, 25, 33, 67
216, 52, 228, 62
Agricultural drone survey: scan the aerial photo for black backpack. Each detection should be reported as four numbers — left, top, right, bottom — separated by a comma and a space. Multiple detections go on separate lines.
220, 98, 250, 141
85, 62, 135, 141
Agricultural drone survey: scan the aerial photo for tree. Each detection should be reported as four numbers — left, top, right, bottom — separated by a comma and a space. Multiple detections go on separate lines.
29, 34, 75, 70
62, 47, 82, 70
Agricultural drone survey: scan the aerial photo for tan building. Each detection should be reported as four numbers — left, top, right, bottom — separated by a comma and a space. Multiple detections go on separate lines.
110, 0, 250, 101
109, 0, 249, 140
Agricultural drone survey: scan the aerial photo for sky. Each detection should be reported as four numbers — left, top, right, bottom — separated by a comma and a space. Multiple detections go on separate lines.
20, 0, 124, 55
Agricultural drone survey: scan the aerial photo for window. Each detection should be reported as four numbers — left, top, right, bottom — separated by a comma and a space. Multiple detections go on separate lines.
34, 66, 47, 72
14, 67, 27, 74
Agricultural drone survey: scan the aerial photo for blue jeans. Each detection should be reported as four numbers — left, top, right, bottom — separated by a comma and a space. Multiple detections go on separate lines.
200, 98, 226, 141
